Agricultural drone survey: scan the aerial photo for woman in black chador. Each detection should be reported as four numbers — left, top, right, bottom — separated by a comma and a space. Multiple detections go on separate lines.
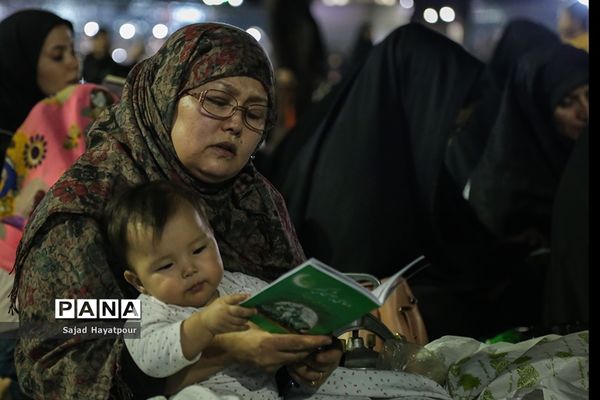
468, 42, 588, 249
445, 18, 561, 190
464, 42, 588, 337
274, 23, 489, 277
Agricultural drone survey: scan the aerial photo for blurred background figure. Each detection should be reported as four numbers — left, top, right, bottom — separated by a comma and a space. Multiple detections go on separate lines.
347, 21, 374, 71
125, 38, 147, 69
253, 67, 297, 176
82, 27, 129, 84
255, 0, 329, 172
264, 68, 298, 156
468, 42, 588, 249
0, 9, 79, 166
268, 22, 493, 320
267, 0, 327, 123
267, 17, 588, 341
462, 41, 588, 338
542, 127, 588, 333
557, 1, 588, 52
256, 18, 374, 178
445, 19, 560, 193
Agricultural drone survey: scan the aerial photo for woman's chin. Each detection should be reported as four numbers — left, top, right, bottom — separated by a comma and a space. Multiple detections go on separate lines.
190, 167, 237, 184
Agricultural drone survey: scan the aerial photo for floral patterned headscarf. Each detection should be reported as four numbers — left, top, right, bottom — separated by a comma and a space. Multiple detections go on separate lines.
12, 23, 304, 305
87, 21, 277, 178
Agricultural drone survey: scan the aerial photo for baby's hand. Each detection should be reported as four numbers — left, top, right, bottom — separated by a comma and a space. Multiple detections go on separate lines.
202, 293, 257, 335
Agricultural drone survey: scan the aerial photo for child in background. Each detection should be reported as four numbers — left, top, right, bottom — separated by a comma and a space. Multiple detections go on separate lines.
103, 180, 279, 399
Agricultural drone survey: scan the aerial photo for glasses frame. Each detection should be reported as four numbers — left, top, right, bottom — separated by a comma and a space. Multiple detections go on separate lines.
187, 89, 268, 135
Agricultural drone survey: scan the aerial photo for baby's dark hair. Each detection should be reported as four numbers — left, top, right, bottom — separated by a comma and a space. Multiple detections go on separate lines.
103, 180, 211, 272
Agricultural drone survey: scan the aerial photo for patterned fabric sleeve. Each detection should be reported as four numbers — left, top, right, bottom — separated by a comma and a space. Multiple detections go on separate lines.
15, 216, 127, 400
219, 271, 269, 295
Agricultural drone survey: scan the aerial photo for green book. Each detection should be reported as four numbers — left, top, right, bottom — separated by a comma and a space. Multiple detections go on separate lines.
241, 256, 425, 335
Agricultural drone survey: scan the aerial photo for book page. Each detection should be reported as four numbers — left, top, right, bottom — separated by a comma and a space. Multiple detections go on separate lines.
241, 259, 380, 334
371, 255, 425, 304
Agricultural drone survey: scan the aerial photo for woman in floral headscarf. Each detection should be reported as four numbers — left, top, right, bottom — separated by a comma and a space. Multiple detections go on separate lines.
10, 23, 340, 399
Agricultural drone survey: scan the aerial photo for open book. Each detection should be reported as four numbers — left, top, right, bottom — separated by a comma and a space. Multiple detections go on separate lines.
241, 255, 425, 335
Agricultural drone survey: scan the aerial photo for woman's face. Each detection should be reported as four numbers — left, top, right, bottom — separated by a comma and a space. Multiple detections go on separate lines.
171, 76, 267, 184
37, 24, 79, 96
554, 84, 589, 141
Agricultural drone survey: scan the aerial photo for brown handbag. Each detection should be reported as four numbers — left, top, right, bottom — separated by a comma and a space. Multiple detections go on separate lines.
337, 276, 428, 353
374, 277, 428, 345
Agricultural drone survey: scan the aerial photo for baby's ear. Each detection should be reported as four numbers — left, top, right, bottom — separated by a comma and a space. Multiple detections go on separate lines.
124, 270, 146, 294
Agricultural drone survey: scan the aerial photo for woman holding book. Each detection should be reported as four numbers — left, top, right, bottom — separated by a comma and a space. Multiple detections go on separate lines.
10, 23, 341, 399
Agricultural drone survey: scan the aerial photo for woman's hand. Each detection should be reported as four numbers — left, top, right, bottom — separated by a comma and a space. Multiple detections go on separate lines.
210, 324, 333, 373
165, 325, 333, 394
286, 337, 343, 389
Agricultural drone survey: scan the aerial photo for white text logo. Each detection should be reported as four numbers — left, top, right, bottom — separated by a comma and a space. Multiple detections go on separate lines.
54, 299, 141, 320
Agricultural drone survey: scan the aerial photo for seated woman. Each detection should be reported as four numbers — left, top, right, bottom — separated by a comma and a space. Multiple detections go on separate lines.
444, 18, 561, 190
268, 22, 488, 278
0, 7, 97, 271
460, 42, 588, 337
0, 9, 80, 162
10, 23, 342, 399
467, 42, 588, 251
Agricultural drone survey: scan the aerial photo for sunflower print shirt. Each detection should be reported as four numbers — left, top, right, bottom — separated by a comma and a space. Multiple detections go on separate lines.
0, 83, 116, 271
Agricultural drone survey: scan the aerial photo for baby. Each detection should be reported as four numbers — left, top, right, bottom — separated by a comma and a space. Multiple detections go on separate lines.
103, 180, 279, 399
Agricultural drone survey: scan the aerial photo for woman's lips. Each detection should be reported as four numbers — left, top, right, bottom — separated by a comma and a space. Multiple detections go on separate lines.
211, 142, 237, 157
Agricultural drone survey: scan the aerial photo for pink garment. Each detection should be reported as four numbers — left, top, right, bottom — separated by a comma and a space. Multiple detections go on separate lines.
0, 83, 118, 271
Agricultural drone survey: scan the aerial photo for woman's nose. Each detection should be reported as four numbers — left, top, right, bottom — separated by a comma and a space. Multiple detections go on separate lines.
581, 98, 589, 119
223, 108, 244, 135
576, 96, 589, 122
66, 52, 79, 70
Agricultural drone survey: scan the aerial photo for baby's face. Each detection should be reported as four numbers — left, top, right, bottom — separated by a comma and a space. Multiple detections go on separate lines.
124, 202, 223, 308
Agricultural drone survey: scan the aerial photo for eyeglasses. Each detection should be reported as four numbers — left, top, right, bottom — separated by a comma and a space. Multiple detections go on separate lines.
187, 89, 268, 134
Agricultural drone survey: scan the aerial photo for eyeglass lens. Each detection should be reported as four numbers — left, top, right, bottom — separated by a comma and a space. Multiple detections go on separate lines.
201, 89, 267, 132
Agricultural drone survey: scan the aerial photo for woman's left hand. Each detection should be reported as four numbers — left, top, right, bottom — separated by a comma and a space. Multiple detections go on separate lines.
286, 337, 343, 389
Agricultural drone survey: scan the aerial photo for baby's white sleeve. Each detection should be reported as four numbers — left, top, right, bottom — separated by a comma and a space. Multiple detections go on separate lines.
124, 295, 201, 378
